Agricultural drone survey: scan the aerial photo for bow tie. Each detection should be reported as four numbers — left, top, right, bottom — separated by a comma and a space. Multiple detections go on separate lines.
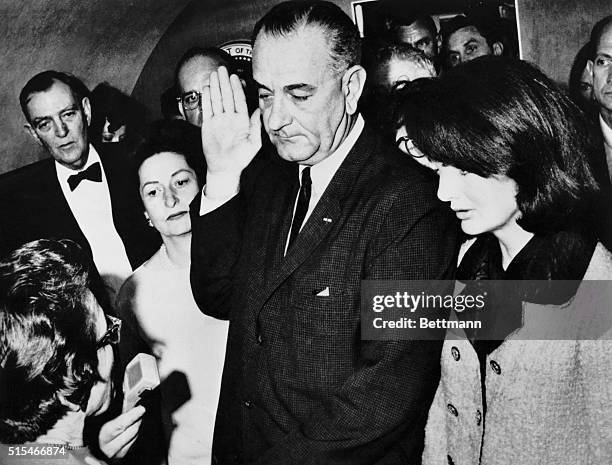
67, 162, 102, 191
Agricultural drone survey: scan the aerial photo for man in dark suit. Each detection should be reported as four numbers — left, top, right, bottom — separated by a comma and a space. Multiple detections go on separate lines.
0, 71, 158, 307
190, 1, 458, 463
587, 15, 612, 188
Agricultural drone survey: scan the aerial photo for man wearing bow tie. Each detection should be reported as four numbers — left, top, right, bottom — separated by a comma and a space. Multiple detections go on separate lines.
0, 70, 158, 306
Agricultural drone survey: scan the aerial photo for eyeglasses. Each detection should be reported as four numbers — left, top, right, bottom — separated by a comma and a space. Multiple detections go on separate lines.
96, 314, 122, 350
396, 136, 426, 159
176, 91, 202, 111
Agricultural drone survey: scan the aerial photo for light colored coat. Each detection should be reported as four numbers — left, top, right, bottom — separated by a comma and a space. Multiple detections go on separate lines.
423, 243, 612, 465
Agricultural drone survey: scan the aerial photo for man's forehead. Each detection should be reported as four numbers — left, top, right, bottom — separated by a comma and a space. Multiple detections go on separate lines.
596, 24, 612, 52
26, 80, 78, 117
252, 26, 333, 85
396, 22, 434, 42
178, 56, 219, 91
449, 26, 486, 47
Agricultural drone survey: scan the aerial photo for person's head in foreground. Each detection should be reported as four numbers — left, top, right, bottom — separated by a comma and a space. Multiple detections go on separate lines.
0, 239, 118, 445
251, 0, 366, 166
393, 57, 599, 266
134, 121, 202, 245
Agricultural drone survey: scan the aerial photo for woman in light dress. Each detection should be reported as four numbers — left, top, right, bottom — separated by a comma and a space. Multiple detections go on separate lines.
117, 123, 228, 465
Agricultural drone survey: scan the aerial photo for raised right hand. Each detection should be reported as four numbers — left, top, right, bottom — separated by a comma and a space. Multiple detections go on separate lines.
201, 66, 262, 178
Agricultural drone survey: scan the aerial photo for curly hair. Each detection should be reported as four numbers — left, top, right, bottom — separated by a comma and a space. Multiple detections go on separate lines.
0, 239, 99, 443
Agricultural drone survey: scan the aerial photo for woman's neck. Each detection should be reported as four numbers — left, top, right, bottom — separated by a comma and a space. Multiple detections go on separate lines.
494, 221, 534, 270
162, 232, 191, 268
36, 409, 86, 447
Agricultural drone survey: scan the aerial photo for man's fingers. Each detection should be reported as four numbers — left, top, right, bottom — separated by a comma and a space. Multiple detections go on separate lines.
231, 74, 248, 116
209, 70, 224, 115
218, 66, 235, 114
201, 85, 213, 120
249, 108, 262, 147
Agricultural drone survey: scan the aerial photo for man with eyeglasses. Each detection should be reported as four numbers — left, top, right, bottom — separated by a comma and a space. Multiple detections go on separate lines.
175, 47, 234, 127
190, 1, 459, 463
0, 239, 143, 465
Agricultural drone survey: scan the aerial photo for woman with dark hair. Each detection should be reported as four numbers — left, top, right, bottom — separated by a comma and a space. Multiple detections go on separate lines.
0, 239, 144, 464
393, 57, 612, 464
116, 121, 226, 465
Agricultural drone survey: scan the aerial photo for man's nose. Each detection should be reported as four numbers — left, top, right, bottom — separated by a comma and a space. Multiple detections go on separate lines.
267, 96, 290, 131
54, 119, 68, 138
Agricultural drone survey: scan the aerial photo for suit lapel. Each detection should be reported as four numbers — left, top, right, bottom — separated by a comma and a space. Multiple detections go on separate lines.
251, 125, 376, 311
32, 161, 88, 244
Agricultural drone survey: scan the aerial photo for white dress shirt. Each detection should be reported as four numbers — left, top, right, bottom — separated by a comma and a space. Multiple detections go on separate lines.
283, 115, 365, 254
56, 145, 133, 299
199, 114, 365, 230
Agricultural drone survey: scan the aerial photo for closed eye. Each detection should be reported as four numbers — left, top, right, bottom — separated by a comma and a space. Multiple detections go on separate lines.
290, 94, 310, 102
175, 178, 191, 187
36, 120, 51, 131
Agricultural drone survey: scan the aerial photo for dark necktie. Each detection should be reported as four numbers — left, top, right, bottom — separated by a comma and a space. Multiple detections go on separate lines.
67, 162, 102, 191
287, 167, 311, 249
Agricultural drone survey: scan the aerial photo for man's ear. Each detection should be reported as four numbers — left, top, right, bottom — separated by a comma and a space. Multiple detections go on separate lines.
82, 96, 91, 126
57, 393, 81, 412
342, 65, 367, 115
492, 41, 504, 56
24, 123, 43, 146
436, 33, 442, 54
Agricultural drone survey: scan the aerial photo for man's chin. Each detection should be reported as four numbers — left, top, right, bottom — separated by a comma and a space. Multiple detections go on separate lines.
274, 144, 316, 163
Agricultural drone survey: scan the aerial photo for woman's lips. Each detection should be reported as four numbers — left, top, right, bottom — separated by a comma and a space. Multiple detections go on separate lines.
167, 211, 187, 221
453, 209, 472, 220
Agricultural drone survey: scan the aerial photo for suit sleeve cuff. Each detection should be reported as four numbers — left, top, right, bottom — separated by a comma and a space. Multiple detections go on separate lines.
199, 171, 241, 215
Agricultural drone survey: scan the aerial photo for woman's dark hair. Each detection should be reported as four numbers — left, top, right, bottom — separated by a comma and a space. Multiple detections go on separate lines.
393, 56, 599, 234
133, 120, 205, 204
0, 239, 99, 443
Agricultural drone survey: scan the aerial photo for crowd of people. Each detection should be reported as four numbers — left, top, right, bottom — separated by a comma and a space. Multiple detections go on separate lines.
1, 1, 612, 464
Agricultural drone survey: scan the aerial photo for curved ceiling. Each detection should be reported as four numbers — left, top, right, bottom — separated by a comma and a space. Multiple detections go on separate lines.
0, 0, 191, 173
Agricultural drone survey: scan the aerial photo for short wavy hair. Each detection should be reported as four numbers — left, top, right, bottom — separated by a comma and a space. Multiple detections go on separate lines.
252, 0, 361, 74
0, 239, 99, 443
19, 70, 90, 123
392, 57, 599, 235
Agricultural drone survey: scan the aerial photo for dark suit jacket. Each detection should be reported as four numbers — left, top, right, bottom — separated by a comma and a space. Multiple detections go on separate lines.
190, 126, 459, 464
0, 143, 159, 307
587, 117, 612, 251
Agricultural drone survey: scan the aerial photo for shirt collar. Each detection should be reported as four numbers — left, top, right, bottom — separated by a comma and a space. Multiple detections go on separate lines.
55, 144, 101, 185
600, 114, 612, 148
299, 114, 365, 195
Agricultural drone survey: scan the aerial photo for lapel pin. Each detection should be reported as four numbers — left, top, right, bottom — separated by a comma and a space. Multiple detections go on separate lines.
323, 217, 332, 223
